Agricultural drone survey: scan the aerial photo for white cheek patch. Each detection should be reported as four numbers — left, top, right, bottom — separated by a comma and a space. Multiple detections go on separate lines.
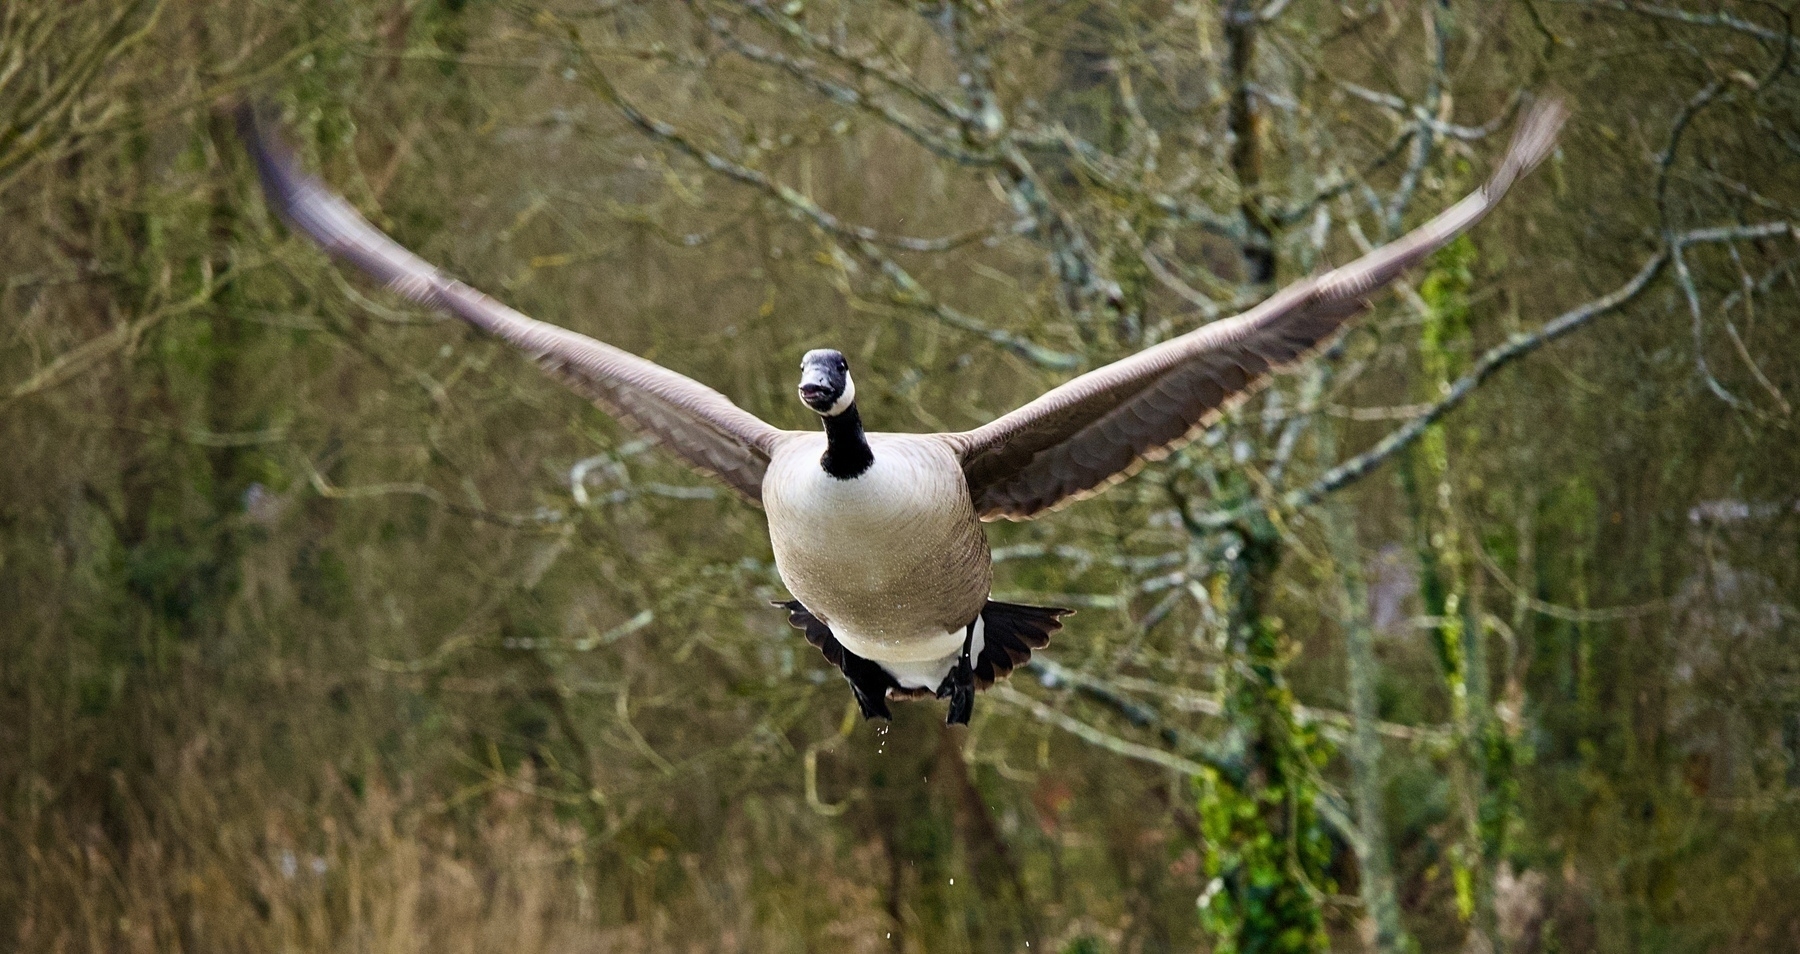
826, 373, 856, 416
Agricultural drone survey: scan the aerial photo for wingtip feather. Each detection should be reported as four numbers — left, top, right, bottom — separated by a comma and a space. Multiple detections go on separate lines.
1498, 97, 1568, 186
233, 99, 304, 225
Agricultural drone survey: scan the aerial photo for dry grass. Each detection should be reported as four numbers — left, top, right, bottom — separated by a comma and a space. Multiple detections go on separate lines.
9, 748, 907, 954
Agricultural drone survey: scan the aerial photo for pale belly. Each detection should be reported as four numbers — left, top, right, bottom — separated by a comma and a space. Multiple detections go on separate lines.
763, 434, 991, 665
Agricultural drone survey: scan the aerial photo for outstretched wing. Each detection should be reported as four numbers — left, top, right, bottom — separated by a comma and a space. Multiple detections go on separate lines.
238, 104, 785, 505
951, 99, 1567, 521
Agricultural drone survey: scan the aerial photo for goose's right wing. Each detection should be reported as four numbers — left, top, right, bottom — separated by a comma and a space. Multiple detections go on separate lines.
238, 105, 784, 505
951, 99, 1567, 520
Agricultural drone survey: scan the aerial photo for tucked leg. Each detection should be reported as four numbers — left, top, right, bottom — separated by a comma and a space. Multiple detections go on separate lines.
774, 599, 898, 720
938, 620, 978, 726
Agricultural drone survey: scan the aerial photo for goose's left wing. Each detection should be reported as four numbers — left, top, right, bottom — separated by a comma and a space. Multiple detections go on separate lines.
950, 99, 1566, 521
238, 105, 785, 505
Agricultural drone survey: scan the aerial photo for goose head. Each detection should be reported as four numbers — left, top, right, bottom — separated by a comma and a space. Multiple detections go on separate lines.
798, 349, 855, 417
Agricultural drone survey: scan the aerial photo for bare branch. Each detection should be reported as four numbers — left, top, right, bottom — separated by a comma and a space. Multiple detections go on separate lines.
1322, 502, 1414, 953
1338, 82, 1524, 143
1223, 221, 1800, 524
1562, 0, 1791, 43
993, 676, 1369, 854
701, 12, 999, 167
0, 0, 161, 188
727, 0, 977, 126
1382, 6, 1449, 237
1472, 540, 1671, 622
2, 257, 256, 413
299, 455, 566, 530
1656, 80, 1728, 224
1673, 238, 1758, 412
989, 684, 1221, 777
1282, 251, 1668, 516
1270, 124, 1416, 227
562, 41, 1080, 368
1037, 658, 1448, 745
1022, 125, 1243, 239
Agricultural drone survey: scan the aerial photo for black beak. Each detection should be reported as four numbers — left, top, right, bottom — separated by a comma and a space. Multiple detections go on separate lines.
799, 384, 831, 404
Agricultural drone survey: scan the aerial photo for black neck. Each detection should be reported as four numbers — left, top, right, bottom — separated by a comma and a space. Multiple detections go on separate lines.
821, 403, 874, 479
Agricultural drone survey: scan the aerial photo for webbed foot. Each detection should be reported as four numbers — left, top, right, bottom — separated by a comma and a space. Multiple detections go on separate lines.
938, 620, 977, 726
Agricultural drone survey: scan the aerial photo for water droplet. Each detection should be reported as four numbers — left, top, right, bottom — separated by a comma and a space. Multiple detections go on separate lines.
949, 878, 954, 885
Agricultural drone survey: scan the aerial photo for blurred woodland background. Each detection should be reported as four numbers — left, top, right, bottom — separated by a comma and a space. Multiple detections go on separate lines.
3, 1, 1799, 951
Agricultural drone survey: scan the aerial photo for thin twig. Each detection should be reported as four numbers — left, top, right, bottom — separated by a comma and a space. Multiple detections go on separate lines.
301, 455, 564, 529
1471, 540, 1669, 622
729, 0, 976, 126
558, 29, 1079, 369
990, 684, 1220, 777
702, 11, 997, 168
1260, 221, 1797, 520
1560, 0, 1789, 43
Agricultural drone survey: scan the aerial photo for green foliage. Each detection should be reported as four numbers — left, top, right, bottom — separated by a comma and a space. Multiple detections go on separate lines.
1418, 235, 1477, 376
1194, 746, 1335, 954
1196, 530, 1337, 954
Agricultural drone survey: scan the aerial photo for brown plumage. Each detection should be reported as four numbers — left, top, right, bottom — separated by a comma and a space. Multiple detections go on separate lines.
237, 97, 1564, 724
235, 107, 781, 505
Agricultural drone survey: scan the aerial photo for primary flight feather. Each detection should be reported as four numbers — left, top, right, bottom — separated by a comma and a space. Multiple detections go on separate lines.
238, 98, 1565, 724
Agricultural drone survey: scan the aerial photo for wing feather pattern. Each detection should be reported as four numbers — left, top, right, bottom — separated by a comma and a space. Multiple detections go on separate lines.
952, 99, 1567, 520
237, 105, 784, 505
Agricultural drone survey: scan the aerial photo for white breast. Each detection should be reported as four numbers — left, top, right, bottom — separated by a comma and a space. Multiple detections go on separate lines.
763, 433, 991, 665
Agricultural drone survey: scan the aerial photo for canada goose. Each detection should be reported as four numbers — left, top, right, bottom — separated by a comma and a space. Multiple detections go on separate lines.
237, 99, 1565, 725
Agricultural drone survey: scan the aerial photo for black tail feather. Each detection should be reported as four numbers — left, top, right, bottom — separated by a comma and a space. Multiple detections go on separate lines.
974, 600, 1072, 689
774, 598, 1073, 723
774, 600, 896, 720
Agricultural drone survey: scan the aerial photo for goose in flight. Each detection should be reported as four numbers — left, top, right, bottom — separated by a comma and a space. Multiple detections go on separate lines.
238, 99, 1565, 725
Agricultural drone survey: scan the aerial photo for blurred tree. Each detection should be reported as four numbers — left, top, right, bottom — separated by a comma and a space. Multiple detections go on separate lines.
2, 1, 1797, 952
